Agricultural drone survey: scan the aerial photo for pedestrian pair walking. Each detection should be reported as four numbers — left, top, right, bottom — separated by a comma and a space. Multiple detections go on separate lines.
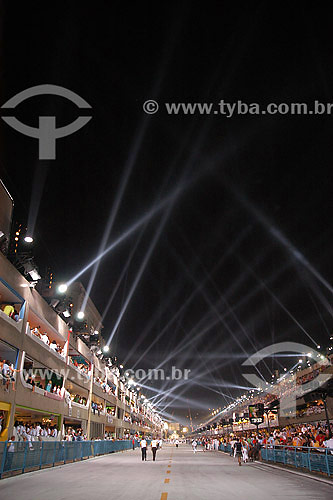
140, 438, 158, 461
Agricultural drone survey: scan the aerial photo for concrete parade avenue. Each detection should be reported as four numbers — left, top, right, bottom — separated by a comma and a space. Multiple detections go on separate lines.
1, 444, 332, 500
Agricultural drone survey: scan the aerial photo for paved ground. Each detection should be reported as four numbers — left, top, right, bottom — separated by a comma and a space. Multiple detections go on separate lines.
1, 444, 332, 499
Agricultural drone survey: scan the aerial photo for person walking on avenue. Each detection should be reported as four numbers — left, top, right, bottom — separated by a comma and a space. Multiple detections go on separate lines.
132, 437, 135, 450
234, 438, 242, 466
140, 437, 147, 461
175, 438, 179, 448
151, 438, 158, 461
192, 439, 197, 453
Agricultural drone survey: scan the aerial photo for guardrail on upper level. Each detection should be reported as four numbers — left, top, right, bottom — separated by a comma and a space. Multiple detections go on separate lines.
218, 443, 333, 476
0, 439, 140, 478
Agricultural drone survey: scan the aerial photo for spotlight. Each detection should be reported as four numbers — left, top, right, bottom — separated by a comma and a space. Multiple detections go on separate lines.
298, 359, 303, 363
94, 330, 99, 335
24, 236, 34, 243
77, 311, 84, 320
58, 284, 68, 293
119, 364, 123, 369
28, 269, 41, 281
317, 345, 321, 349
103, 345, 110, 353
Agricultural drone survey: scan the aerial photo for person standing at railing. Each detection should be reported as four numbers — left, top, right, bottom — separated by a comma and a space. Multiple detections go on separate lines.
324, 437, 333, 454
4, 436, 15, 471
1, 359, 11, 392
267, 434, 274, 449
242, 439, 249, 463
229, 437, 236, 457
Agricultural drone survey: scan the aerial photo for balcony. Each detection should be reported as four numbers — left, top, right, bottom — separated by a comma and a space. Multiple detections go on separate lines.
0, 277, 26, 337
0, 309, 23, 333
26, 324, 67, 362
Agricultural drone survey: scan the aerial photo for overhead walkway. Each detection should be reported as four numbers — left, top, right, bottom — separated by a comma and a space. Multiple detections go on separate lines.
1, 444, 332, 499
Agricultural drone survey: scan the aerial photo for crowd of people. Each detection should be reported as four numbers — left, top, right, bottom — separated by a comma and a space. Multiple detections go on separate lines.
63, 426, 86, 441
91, 401, 103, 415
25, 373, 63, 396
192, 420, 333, 465
69, 356, 90, 375
228, 355, 332, 418
14, 421, 59, 441
30, 326, 65, 357
69, 392, 87, 406
94, 374, 117, 397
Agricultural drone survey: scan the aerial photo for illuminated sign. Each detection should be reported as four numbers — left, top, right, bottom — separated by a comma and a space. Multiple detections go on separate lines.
248, 404, 264, 425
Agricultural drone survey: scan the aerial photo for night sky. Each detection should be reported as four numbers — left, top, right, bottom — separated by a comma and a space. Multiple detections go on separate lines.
1, 4, 333, 425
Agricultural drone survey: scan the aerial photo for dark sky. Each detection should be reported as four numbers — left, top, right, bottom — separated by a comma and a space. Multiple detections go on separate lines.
1, 3, 333, 425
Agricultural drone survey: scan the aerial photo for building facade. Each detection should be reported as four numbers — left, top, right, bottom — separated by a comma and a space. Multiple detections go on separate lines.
0, 252, 162, 441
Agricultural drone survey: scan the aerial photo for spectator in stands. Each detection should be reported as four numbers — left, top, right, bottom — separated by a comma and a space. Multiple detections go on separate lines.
2, 304, 14, 317
1, 359, 11, 392
11, 308, 19, 321
316, 430, 326, 447
0, 411, 5, 434
8, 364, 17, 391
4, 436, 15, 471
40, 332, 49, 345
50, 340, 58, 351
31, 326, 41, 337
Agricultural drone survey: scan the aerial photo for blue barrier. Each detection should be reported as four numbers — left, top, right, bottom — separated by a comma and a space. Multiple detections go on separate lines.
218, 443, 333, 476
0, 440, 140, 478
261, 445, 333, 476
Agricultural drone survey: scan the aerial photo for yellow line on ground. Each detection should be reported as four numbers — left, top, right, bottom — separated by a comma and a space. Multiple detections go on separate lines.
164, 478, 170, 484
161, 493, 168, 500
166, 470, 171, 474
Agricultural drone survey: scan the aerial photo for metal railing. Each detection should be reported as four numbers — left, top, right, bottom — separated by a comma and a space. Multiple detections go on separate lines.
0, 439, 140, 478
218, 443, 333, 476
